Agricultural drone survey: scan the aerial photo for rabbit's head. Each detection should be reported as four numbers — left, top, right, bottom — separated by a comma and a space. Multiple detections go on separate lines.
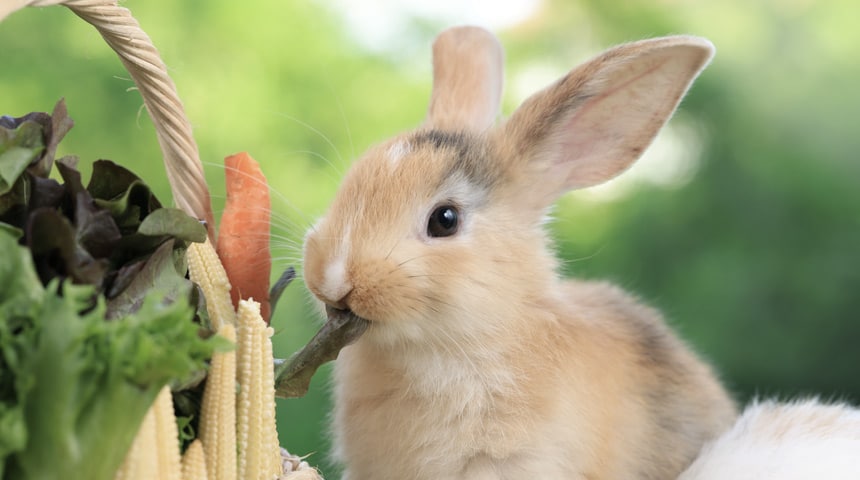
303, 26, 714, 346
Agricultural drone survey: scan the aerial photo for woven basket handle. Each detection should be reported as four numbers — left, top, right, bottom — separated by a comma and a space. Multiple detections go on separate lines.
1, 0, 215, 233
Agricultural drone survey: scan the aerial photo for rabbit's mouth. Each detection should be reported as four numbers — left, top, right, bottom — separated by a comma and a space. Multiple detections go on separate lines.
303, 305, 369, 361
324, 305, 371, 336
274, 305, 369, 398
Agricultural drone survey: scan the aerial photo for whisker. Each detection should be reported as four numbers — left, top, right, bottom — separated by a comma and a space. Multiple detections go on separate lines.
384, 238, 401, 262
330, 86, 357, 162
201, 159, 320, 227
406, 274, 463, 279
268, 232, 304, 244
270, 111, 346, 175
278, 149, 345, 187
395, 253, 438, 269
558, 244, 606, 266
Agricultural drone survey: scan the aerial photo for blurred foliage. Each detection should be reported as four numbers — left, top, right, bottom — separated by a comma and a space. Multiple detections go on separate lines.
1, 0, 858, 476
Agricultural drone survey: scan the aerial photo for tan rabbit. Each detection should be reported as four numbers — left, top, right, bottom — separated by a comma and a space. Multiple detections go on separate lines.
303, 26, 736, 479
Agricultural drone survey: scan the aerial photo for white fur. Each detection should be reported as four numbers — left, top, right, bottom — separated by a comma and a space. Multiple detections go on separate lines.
386, 140, 411, 168
679, 399, 860, 480
319, 227, 352, 304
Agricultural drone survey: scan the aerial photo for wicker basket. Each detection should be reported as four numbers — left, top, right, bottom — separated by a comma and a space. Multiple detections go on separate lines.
0, 2, 322, 478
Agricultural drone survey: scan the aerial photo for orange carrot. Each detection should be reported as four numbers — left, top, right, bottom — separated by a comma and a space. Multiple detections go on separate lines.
216, 152, 272, 322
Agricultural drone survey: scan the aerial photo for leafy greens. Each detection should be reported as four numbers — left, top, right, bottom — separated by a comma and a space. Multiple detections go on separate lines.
0, 100, 219, 480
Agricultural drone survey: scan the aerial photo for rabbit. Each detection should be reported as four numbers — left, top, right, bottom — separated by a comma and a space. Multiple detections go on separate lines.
302, 26, 737, 480
679, 398, 860, 480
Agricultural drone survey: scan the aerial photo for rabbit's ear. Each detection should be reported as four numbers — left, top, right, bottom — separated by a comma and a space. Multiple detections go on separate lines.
425, 26, 504, 132
497, 36, 714, 206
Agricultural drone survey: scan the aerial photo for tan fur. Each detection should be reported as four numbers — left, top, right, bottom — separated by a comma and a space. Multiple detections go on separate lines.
303, 27, 736, 479
426, 26, 504, 132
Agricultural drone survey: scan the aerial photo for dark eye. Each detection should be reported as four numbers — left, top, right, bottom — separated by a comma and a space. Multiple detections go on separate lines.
427, 205, 460, 238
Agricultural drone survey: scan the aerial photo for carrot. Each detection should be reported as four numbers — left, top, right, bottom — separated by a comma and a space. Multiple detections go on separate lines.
216, 152, 272, 322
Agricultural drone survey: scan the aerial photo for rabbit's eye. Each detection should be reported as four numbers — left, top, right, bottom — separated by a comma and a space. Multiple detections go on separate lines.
427, 205, 459, 238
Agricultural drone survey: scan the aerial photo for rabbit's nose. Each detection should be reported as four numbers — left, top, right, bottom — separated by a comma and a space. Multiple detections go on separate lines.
316, 284, 353, 312
324, 290, 353, 312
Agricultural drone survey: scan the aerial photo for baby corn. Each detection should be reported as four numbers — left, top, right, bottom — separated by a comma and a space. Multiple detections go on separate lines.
188, 238, 236, 330
114, 386, 180, 480
114, 236, 323, 479
181, 440, 208, 480
199, 323, 238, 480
114, 399, 157, 480
236, 299, 282, 479
154, 385, 183, 480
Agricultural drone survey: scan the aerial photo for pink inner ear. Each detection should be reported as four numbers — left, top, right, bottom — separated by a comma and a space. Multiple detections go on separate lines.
467, 54, 505, 130
547, 53, 701, 190
555, 112, 610, 190
547, 104, 639, 190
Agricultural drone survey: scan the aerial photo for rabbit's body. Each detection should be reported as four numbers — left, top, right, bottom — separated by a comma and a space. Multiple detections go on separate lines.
304, 27, 737, 479
332, 279, 733, 479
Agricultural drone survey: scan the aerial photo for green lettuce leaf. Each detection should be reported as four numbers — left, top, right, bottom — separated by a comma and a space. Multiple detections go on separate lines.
0, 229, 220, 480
0, 121, 42, 196
0, 99, 73, 192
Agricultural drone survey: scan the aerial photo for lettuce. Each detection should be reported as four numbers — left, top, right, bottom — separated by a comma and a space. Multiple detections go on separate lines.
0, 230, 216, 479
0, 101, 221, 479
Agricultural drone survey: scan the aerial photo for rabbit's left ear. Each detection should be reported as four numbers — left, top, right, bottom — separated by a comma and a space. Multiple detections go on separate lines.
424, 26, 504, 132
496, 36, 714, 207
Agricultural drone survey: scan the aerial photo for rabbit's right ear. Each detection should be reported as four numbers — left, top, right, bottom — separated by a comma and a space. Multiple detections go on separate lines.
425, 26, 504, 132
496, 36, 714, 209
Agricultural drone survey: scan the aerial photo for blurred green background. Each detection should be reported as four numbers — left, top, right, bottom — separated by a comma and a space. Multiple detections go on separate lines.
2, 0, 858, 476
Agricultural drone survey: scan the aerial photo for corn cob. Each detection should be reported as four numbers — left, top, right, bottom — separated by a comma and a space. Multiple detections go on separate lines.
236, 299, 282, 479
188, 238, 236, 330
114, 385, 183, 480
153, 385, 183, 480
114, 391, 158, 480
199, 323, 237, 480
187, 236, 322, 479
181, 439, 209, 480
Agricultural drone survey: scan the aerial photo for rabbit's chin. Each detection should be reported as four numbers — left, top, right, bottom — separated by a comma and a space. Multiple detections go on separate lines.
353, 301, 516, 355
344, 308, 428, 347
